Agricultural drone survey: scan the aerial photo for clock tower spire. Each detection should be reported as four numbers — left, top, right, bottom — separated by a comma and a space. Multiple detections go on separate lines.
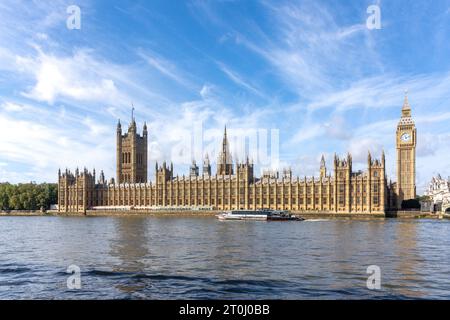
396, 91, 417, 208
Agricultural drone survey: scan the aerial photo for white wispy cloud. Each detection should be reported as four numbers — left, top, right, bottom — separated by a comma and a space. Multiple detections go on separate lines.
216, 62, 267, 99
0, 109, 114, 182
226, 1, 379, 97
1, 0, 450, 196
138, 50, 196, 89
19, 49, 121, 105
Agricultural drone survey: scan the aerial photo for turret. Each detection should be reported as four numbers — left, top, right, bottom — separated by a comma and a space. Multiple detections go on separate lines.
99, 170, 105, 185
155, 160, 173, 182
203, 153, 211, 176
190, 160, 199, 177
143, 121, 148, 137
283, 167, 292, 180
217, 125, 233, 175
320, 155, 326, 179
117, 119, 121, 133
116, 119, 122, 183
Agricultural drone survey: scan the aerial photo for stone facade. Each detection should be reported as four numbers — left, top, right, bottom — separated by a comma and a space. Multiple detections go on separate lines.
116, 111, 148, 184
58, 96, 415, 214
396, 93, 417, 207
424, 175, 450, 212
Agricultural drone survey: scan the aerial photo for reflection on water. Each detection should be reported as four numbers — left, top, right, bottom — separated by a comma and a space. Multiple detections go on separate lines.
392, 221, 424, 298
110, 217, 150, 295
0, 216, 449, 299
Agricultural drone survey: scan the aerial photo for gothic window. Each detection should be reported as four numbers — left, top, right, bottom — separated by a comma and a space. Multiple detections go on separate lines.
373, 196, 379, 205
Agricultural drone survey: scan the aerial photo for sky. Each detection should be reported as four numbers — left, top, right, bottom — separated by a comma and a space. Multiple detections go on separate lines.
1, 0, 450, 194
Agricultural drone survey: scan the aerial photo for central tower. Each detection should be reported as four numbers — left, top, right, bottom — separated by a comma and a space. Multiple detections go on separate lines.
217, 126, 233, 175
396, 92, 417, 208
116, 109, 148, 184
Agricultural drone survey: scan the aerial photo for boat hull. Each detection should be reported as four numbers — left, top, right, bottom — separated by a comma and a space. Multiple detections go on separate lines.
217, 214, 267, 221
217, 210, 304, 221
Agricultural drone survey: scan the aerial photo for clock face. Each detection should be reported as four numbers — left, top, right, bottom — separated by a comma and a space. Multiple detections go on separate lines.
401, 133, 411, 142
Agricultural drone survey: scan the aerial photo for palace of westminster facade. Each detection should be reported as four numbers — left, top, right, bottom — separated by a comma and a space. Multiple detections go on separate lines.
58, 95, 417, 214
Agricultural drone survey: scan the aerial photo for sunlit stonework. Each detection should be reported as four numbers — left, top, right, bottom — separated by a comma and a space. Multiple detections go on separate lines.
58, 96, 417, 214
424, 175, 450, 212
396, 92, 417, 207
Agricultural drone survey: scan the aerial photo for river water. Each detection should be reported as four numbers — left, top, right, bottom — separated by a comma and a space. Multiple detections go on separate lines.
0, 216, 449, 299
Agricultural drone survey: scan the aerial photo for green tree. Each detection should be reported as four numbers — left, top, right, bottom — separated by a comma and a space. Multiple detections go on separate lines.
0, 182, 58, 211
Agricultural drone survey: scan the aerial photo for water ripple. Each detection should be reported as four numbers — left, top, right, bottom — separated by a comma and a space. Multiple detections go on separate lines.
0, 217, 450, 299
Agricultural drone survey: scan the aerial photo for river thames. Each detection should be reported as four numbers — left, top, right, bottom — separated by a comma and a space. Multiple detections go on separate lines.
0, 216, 449, 299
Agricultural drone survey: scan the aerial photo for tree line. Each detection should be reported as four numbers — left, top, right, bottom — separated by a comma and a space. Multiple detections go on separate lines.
0, 183, 57, 211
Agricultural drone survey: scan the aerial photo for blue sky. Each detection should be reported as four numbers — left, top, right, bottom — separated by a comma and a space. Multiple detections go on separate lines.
1, 0, 450, 193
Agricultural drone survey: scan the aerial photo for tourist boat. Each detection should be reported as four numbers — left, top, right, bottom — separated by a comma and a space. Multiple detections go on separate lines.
217, 209, 304, 221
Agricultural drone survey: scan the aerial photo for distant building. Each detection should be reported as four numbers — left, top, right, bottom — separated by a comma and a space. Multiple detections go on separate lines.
424, 175, 450, 212
58, 94, 416, 214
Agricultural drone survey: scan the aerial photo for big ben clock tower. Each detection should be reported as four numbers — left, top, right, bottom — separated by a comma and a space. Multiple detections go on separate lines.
396, 91, 417, 208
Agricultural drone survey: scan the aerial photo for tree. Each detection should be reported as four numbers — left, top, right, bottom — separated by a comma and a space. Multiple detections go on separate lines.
416, 195, 431, 202
0, 182, 58, 211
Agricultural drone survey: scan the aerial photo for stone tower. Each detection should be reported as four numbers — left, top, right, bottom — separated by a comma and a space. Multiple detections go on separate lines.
190, 160, 199, 177
334, 153, 352, 212
217, 126, 233, 176
396, 92, 417, 208
203, 153, 211, 176
320, 155, 327, 179
116, 109, 148, 184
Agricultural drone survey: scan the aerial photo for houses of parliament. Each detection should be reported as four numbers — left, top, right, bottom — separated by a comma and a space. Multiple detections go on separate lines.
57, 95, 417, 214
